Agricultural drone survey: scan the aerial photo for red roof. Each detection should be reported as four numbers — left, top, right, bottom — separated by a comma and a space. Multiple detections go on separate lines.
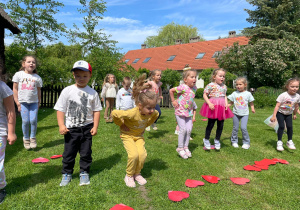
123, 36, 249, 71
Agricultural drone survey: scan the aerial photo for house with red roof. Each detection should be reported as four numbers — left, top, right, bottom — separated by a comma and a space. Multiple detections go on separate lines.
123, 31, 249, 88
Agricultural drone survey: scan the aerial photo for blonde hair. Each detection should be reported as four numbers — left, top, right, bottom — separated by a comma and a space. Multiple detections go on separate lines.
20, 55, 38, 74
211, 68, 226, 82
148, 69, 162, 81
132, 73, 157, 106
103, 74, 117, 87
235, 77, 248, 90
284, 77, 300, 91
182, 64, 196, 80
122, 76, 132, 86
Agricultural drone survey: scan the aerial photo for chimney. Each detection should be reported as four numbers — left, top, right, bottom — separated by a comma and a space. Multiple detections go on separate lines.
141, 44, 146, 49
189, 36, 200, 43
175, 39, 182, 45
229, 31, 236, 38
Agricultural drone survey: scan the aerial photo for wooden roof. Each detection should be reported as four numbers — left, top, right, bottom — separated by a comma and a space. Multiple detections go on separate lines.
0, 7, 21, 34
123, 36, 249, 71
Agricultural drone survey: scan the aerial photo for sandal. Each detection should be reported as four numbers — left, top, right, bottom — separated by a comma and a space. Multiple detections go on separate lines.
184, 147, 192, 157
176, 148, 188, 159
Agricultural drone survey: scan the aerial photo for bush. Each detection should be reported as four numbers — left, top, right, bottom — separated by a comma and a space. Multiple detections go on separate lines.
253, 91, 277, 108
226, 88, 235, 95
195, 88, 204, 99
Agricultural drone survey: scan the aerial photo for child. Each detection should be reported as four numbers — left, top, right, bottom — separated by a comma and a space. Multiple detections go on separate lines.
270, 78, 300, 151
145, 69, 163, 131
0, 80, 17, 204
12, 55, 43, 150
200, 68, 234, 150
101, 74, 118, 122
54, 60, 102, 186
116, 76, 135, 110
228, 77, 255, 149
169, 66, 197, 159
111, 74, 159, 188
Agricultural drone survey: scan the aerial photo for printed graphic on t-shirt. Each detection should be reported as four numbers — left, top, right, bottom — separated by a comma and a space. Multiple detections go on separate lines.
235, 96, 247, 110
122, 92, 132, 96
66, 91, 89, 127
281, 99, 294, 111
21, 78, 37, 90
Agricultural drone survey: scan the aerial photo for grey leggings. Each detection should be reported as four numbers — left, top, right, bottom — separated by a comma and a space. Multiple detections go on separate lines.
231, 114, 250, 145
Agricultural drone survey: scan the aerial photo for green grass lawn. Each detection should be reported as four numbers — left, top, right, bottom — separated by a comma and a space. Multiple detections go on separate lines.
2, 99, 300, 209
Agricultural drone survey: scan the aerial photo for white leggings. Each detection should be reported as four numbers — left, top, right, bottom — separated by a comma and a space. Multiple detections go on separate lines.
175, 115, 193, 148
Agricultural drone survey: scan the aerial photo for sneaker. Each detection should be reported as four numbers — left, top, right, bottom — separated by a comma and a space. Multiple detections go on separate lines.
176, 148, 188, 159
124, 175, 136, 188
60, 174, 72, 186
189, 137, 193, 140
145, 126, 150, 131
287, 140, 296, 150
232, 143, 239, 148
203, 138, 211, 150
134, 174, 147, 185
0, 189, 6, 204
184, 147, 192, 157
23, 137, 30, 150
152, 123, 158, 130
79, 171, 90, 186
30, 138, 37, 149
277, 141, 284, 151
174, 130, 179, 135
242, 144, 250, 150
214, 139, 221, 150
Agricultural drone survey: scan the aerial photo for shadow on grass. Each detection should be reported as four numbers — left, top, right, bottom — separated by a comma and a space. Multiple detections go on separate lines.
189, 142, 198, 153
142, 158, 168, 178
90, 153, 122, 177
7, 165, 61, 195
147, 130, 169, 139
33, 139, 64, 152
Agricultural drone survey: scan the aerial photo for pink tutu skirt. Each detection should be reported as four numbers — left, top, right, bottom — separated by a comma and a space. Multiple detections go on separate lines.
200, 97, 234, 120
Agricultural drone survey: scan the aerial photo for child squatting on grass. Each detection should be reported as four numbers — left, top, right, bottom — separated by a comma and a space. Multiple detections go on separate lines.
111, 73, 159, 188
169, 65, 197, 159
54, 60, 102, 187
228, 77, 255, 149
0, 79, 17, 204
270, 78, 300, 151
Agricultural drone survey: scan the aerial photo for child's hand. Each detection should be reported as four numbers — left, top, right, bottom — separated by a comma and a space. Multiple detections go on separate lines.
17, 103, 21, 112
172, 101, 179, 108
293, 115, 297, 120
101, 98, 104, 102
270, 116, 276, 122
192, 118, 196, 122
298, 109, 300, 115
121, 124, 130, 131
252, 108, 255, 113
59, 125, 69, 135
208, 103, 215, 110
7, 133, 17, 145
90, 127, 98, 136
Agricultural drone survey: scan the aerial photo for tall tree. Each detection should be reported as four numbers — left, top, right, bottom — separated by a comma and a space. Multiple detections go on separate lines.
68, 0, 116, 57
1, 0, 66, 52
144, 22, 204, 48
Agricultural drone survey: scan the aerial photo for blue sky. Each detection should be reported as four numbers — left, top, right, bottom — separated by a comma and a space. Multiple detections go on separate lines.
3, 0, 254, 54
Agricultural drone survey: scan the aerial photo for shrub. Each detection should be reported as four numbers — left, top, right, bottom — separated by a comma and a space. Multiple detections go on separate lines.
253, 91, 277, 108
195, 88, 204, 99
226, 88, 235, 95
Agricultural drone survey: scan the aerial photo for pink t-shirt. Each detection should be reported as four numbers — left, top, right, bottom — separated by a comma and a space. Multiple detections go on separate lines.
148, 81, 162, 95
204, 82, 227, 98
174, 84, 197, 117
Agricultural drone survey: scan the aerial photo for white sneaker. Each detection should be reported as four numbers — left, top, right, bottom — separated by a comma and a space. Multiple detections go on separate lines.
287, 140, 296, 150
184, 147, 192, 157
232, 143, 239, 148
203, 138, 211, 150
145, 126, 150, 131
214, 139, 221, 150
174, 130, 179, 135
152, 123, 158, 130
242, 144, 250, 150
277, 141, 284, 151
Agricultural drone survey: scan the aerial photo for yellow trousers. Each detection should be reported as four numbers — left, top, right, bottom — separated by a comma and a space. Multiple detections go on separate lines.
121, 134, 147, 177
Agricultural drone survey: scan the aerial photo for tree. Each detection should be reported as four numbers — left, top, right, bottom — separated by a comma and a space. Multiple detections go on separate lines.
68, 0, 116, 57
161, 69, 181, 89
1, 0, 66, 52
198, 68, 237, 88
144, 22, 205, 48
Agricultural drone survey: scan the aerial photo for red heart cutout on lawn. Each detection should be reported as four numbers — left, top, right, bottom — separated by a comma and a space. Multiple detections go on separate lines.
50, 155, 63, 159
255, 159, 276, 166
32, 157, 49, 163
185, 179, 205, 188
253, 164, 269, 170
110, 204, 134, 210
203, 145, 215, 150
230, 178, 250, 185
202, 175, 220, 183
201, 119, 208, 121
168, 191, 189, 202
272, 158, 289, 164
243, 165, 261, 171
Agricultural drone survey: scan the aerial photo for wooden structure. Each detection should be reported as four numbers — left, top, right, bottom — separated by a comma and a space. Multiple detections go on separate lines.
0, 7, 21, 78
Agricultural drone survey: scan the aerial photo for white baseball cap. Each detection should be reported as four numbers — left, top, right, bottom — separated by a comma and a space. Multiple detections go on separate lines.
71, 60, 92, 73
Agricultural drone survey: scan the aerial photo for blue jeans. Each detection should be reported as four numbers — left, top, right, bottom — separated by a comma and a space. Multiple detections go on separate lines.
231, 114, 250, 145
20, 103, 38, 139
154, 104, 161, 123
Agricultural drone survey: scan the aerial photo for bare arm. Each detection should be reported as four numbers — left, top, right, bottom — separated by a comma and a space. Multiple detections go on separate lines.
203, 93, 214, 110
270, 102, 281, 122
169, 88, 178, 108
90, 111, 100, 135
13, 82, 21, 112
250, 102, 255, 113
4, 95, 17, 145
37, 87, 41, 107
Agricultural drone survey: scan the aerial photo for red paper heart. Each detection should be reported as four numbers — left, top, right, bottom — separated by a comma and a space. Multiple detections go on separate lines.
253, 164, 269, 170
254, 159, 276, 166
185, 179, 205, 188
168, 191, 189, 202
201, 119, 208, 121
243, 165, 261, 171
272, 158, 289, 164
203, 145, 215, 150
201, 175, 220, 183
230, 178, 250, 185
110, 204, 134, 210
50, 155, 63, 159
32, 157, 49, 163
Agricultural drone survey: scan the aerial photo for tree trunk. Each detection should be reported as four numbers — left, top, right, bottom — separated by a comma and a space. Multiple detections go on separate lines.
0, 27, 6, 81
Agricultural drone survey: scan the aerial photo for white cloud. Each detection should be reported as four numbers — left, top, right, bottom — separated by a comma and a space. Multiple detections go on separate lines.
101, 17, 140, 25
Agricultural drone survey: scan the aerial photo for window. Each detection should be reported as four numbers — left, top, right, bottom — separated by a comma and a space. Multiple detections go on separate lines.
125, 59, 130, 63
143, 57, 151, 63
167, 55, 176, 61
132, 58, 140, 64
195, 53, 205, 59
212, 51, 221, 58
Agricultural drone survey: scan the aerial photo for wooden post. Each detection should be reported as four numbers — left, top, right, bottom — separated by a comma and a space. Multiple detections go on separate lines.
0, 27, 5, 80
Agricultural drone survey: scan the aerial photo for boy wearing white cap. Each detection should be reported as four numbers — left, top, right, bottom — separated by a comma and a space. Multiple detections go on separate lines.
54, 60, 102, 186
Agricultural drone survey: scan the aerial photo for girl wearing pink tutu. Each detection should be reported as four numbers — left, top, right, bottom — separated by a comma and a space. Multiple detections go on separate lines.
200, 68, 234, 150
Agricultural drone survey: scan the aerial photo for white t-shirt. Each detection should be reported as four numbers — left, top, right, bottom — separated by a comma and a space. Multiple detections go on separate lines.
54, 85, 102, 128
228, 91, 255, 116
276, 91, 300, 115
12, 71, 43, 103
0, 81, 14, 136
116, 87, 135, 110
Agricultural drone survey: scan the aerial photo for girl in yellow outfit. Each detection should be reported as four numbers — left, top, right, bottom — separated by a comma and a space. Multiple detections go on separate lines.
111, 74, 159, 188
